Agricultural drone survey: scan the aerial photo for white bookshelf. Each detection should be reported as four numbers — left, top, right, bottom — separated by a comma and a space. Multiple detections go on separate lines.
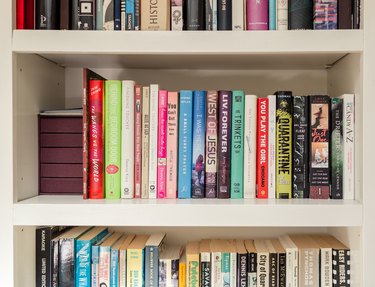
1, 1, 374, 286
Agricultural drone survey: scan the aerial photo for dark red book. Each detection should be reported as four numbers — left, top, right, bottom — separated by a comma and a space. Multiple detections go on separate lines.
17, 0, 25, 29
256, 98, 268, 199
25, 0, 35, 29
89, 80, 104, 199
134, 85, 143, 199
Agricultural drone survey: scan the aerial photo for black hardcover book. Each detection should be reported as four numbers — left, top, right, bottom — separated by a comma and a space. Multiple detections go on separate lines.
71, 0, 79, 29
134, 0, 140, 30
205, 0, 213, 30
332, 248, 350, 287
185, 0, 204, 30
288, 0, 313, 30
331, 98, 343, 199
78, 0, 95, 30
217, 0, 232, 30
60, 0, 70, 30
338, 0, 353, 29
35, 0, 59, 29
237, 253, 248, 287
278, 253, 286, 287
353, 0, 360, 29
293, 96, 309, 198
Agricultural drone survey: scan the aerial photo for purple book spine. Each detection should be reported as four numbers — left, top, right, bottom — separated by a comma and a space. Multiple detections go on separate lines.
246, 0, 269, 30
218, 91, 232, 199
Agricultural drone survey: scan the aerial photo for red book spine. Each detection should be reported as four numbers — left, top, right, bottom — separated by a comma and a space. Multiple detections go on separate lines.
134, 85, 143, 199
25, 0, 34, 29
257, 98, 268, 198
17, 0, 25, 29
88, 80, 104, 199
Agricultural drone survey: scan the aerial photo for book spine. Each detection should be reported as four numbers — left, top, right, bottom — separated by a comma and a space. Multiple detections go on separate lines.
232, 0, 244, 30
111, 249, 120, 287
142, 87, 150, 198
78, 0, 95, 29
171, 0, 183, 30
244, 95, 257, 199
257, 98, 268, 198
293, 96, 309, 198
278, 253, 286, 287
211, 252, 222, 287
231, 90, 245, 198
105, 80, 122, 199
205, 0, 213, 30
248, 252, 257, 287
126, 0, 135, 29
288, 0, 313, 29
167, 92, 179, 198
134, 0, 140, 29
300, 249, 319, 287
320, 248, 332, 287
59, 239, 75, 287
92, 246, 100, 287
35, 0, 59, 29
60, 0, 71, 29
159, 259, 167, 287
275, 92, 293, 199
17, 0, 25, 29
230, 252, 237, 287
121, 0, 126, 30
192, 91, 206, 198
114, 0, 121, 29
119, 250, 127, 287
237, 253, 248, 287
344, 249, 351, 286
292, 249, 298, 287
218, 91, 232, 198
36, 227, 52, 287
246, 0, 268, 30
284, 249, 292, 287
171, 259, 180, 287
187, 254, 200, 287
313, 0, 337, 30
331, 98, 343, 199
103, 0, 114, 30
212, 0, 218, 30
269, 253, 277, 287
147, 247, 159, 287
127, 249, 145, 287
99, 247, 111, 286
222, 253, 230, 287
52, 240, 59, 287
141, 0, 170, 30
338, 0, 352, 29
205, 91, 218, 198
343, 94, 355, 200
257, 252, 269, 287
82, 69, 89, 199
268, 95, 276, 199
134, 85, 143, 198
353, 0, 360, 29
178, 90, 194, 198
186, 0, 204, 30
89, 80, 104, 199
157, 90, 168, 198
218, 0, 232, 30
268, 0, 276, 30
277, 0, 288, 29
180, 261, 187, 287
25, 0, 34, 29
71, 0, 79, 29
121, 80, 135, 198
97, 0, 104, 29
76, 241, 92, 287
200, 252, 211, 287
309, 95, 330, 199
149, 84, 159, 198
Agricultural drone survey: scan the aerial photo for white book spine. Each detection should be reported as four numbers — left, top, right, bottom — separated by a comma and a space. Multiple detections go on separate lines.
320, 248, 332, 287
149, 84, 159, 198
211, 252, 222, 287
277, 0, 288, 30
230, 252, 237, 287
268, 95, 276, 199
232, 0, 244, 30
121, 0, 125, 30
121, 80, 135, 198
119, 250, 127, 287
212, 0, 217, 30
292, 249, 298, 287
244, 95, 257, 199
342, 94, 355, 200
171, 4, 183, 30
257, 252, 269, 287
166, 260, 173, 287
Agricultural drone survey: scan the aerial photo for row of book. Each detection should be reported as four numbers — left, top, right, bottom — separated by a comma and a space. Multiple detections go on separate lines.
36, 226, 351, 287
17, 0, 360, 31
83, 70, 355, 200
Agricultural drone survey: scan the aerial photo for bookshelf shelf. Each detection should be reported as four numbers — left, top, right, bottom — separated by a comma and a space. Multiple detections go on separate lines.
13, 195, 363, 227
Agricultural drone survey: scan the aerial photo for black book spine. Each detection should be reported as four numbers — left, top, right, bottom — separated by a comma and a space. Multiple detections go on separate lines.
344, 249, 351, 287
293, 96, 309, 198
333, 248, 350, 287
78, 0, 95, 30
114, 0, 121, 30
51, 240, 59, 287
288, 0, 313, 30
331, 98, 343, 199
71, 0, 79, 29
36, 227, 52, 287
186, 0, 205, 30
60, 0, 71, 30
237, 253, 248, 287
217, 0, 232, 30
59, 239, 75, 287
353, 0, 360, 29
200, 260, 211, 287
218, 91, 232, 198
269, 253, 277, 287
134, 0, 140, 30
338, 0, 353, 29
248, 252, 257, 287
35, 0, 59, 29
205, 0, 213, 30
278, 253, 286, 287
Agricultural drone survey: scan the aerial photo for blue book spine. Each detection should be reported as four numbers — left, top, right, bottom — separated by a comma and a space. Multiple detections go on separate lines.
192, 90, 207, 198
92, 245, 100, 287
145, 246, 159, 287
114, 0, 121, 30
96, 0, 104, 30
125, 0, 135, 29
178, 90, 194, 199
269, 0, 277, 30
111, 249, 119, 287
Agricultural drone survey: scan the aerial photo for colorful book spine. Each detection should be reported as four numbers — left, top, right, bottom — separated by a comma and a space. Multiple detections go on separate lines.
246, 0, 268, 30
277, 0, 288, 29
125, 0, 135, 29
171, 0, 183, 30
218, 0, 232, 30
121, 80, 135, 199
105, 80, 122, 199
111, 248, 120, 287
257, 98, 268, 199
134, 85, 143, 199
89, 80, 104, 199
275, 92, 293, 199
269, 0, 276, 30
205, 0, 214, 30
232, 0, 244, 30
293, 96, 309, 198
205, 91, 218, 198
179, 260, 187, 287
167, 92, 179, 198
120, 0, 126, 30
231, 90, 245, 199
142, 87, 150, 198
313, 0, 337, 30
244, 95, 257, 199
141, 0, 170, 30
149, 84, 159, 198
99, 246, 111, 286
268, 95, 276, 199
192, 91, 206, 198
331, 98, 343, 199
186, 0, 204, 30
157, 90, 168, 198
309, 95, 330, 199
289, 0, 313, 29
127, 249, 145, 287
103, 0, 114, 30
218, 91, 232, 198
178, 90, 194, 199
342, 94, 355, 200
222, 253, 230, 287
97, 0, 104, 29
114, 0, 121, 29
16, 0, 25, 29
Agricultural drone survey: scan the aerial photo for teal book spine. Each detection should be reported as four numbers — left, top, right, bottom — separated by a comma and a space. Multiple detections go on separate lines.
222, 252, 230, 287
269, 0, 277, 30
230, 90, 245, 198
111, 249, 120, 287
92, 245, 100, 287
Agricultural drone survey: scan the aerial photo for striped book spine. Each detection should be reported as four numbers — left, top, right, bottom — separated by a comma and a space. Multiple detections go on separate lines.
157, 90, 168, 198
120, 0, 126, 30
149, 84, 159, 198
134, 85, 142, 198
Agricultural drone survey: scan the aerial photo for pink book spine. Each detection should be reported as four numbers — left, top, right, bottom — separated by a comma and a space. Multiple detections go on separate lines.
166, 92, 179, 198
157, 90, 168, 198
134, 85, 143, 199
246, 0, 269, 30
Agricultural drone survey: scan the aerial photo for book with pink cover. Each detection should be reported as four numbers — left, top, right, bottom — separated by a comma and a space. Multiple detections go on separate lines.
134, 85, 142, 198
157, 90, 168, 198
246, 0, 269, 30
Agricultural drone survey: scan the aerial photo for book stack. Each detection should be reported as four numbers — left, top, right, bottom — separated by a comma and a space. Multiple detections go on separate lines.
82, 69, 355, 200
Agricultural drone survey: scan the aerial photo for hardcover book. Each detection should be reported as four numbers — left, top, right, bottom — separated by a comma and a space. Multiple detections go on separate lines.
145, 234, 166, 287
114, 0, 121, 29
257, 98, 268, 199
78, 0, 95, 29
246, 0, 268, 30
186, 0, 204, 30
288, 0, 313, 29
60, 0, 71, 29
97, 0, 104, 29
269, 0, 276, 29
103, 0, 114, 30
331, 97, 343, 199
167, 92, 179, 198
35, 0, 59, 29
17, 0, 25, 29
268, 95, 276, 199
134, 0, 140, 29
142, 87, 150, 198
217, 0, 232, 30
149, 84, 159, 198
309, 95, 330, 199
141, 0, 170, 30
338, 0, 352, 29
192, 91, 206, 198
134, 85, 143, 198
205, 0, 214, 30
205, 91, 218, 198
277, 0, 288, 29
314, 0, 337, 29
157, 90, 168, 198
171, 0, 183, 30
126, 0, 135, 29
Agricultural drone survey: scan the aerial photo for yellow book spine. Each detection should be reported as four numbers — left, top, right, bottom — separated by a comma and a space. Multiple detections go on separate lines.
187, 254, 200, 287
179, 262, 186, 287
127, 249, 144, 287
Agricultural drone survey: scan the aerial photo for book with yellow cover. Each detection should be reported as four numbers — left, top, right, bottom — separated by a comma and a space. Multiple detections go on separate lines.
126, 234, 150, 287
179, 250, 186, 287
186, 241, 200, 287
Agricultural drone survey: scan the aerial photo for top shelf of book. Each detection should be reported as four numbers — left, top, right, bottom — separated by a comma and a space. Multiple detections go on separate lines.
12, 30, 364, 69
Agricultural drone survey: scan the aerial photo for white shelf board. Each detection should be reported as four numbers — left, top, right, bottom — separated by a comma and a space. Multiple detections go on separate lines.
12, 30, 364, 69
13, 195, 363, 227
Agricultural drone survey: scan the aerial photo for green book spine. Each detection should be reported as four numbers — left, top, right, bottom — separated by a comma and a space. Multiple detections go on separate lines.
105, 80, 122, 199
222, 252, 230, 287
230, 90, 245, 198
